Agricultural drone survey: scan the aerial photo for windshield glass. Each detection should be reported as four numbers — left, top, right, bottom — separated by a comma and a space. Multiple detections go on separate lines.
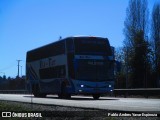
75, 59, 114, 81
74, 37, 112, 55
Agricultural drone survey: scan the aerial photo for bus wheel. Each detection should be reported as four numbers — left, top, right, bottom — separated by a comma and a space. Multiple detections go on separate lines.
32, 85, 46, 98
61, 84, 71, 99
58, 94, 62, 98
39, 93, 46, 98
32, 85, 39, 97
93, 94, 100, 100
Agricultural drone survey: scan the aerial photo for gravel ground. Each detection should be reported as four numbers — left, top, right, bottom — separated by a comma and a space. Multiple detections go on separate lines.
0, 100, 159, 120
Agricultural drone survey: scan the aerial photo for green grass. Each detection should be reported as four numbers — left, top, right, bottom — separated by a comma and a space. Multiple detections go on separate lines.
0, 101, 33, 120
0, 101, 31, 111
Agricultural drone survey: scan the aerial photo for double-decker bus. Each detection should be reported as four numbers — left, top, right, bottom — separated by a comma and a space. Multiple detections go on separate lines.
26, 36, 114, 99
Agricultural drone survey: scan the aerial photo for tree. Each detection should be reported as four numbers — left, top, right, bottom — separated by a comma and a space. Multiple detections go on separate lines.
131, 31, 151, 88
114, 47, 126, 88
115, 47, 125, 63
123, 0, 150, 88
151, 3, 160, 87
124, 0, 148, 41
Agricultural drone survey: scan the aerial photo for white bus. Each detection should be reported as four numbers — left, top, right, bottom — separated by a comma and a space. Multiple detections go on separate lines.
26, 36, 115, 99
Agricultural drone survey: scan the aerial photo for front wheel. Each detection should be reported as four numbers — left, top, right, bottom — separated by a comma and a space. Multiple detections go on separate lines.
93, 94, 100, 100
59, 84, 71, 99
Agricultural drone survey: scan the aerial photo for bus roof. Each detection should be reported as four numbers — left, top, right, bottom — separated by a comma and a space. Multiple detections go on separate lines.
27, 36, 109, 53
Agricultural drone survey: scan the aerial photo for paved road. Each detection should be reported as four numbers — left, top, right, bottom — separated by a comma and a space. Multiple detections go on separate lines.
0, 94, 159, 113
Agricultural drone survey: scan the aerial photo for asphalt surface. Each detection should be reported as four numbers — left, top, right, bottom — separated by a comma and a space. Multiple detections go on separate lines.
0, 94, 159, 114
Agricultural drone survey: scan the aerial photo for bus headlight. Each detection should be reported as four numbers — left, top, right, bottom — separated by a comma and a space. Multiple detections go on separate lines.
77, 84, 85, 88
81, 85, 84, 88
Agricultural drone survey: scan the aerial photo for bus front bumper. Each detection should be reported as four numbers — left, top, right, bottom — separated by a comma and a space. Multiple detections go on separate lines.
75, 87, 114, 94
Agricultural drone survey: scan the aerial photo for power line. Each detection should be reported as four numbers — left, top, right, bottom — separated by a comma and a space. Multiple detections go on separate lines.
0, 62, 17, 71
0, 72, 5, 76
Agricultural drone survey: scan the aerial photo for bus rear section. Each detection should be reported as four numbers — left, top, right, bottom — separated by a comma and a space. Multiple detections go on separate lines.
26, 40, 68, 98
26, 36, 115, 99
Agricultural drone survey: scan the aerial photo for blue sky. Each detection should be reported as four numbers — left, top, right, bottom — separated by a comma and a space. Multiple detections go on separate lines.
0, 0, 158, 77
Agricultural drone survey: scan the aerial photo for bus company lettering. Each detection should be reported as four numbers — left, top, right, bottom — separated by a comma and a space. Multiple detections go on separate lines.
88, 61, 104, 65
79, 55, 91, 59
40, 58, 56, 69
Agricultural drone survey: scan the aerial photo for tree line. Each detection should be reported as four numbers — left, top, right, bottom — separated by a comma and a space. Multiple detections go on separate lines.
0, 76, 25, 90
115, 0, 160, 88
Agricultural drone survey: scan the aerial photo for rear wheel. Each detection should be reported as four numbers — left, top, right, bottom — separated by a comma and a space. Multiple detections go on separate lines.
38, 93, 46, 98
32, 84, 46, 98
93, 94, 100, 100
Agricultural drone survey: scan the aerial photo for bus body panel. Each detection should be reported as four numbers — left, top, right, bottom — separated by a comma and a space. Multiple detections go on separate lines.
26, 54, 68, 94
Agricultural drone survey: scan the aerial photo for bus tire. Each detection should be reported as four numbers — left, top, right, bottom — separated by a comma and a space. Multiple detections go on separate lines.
61, 83, 71, 99
32, 84, 38, 97
58, 94, 62, 98
93, 94, 100, 100
32, 84, 46, 98
39, 94, 46, 98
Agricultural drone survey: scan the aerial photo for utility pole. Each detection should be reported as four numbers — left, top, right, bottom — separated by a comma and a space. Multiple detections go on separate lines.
21, 66, 22, 77
17, 60, 22, 78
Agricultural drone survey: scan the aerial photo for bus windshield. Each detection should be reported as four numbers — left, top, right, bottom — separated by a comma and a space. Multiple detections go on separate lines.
74, 59, 114, 81
74, 37, 112, 55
